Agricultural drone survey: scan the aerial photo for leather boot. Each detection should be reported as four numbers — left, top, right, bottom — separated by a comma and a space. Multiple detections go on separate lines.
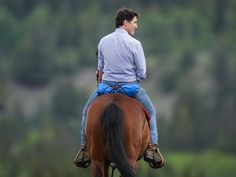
73, 145, 91, 168
144, 144, 165, 169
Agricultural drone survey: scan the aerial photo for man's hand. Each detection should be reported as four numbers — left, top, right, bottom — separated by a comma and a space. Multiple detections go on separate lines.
96, 70, 103, 85
96, 70, 99, 83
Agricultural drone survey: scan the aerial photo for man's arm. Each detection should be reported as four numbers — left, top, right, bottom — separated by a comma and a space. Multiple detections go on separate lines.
97, 42, 104, 84
133, 41, 147, 81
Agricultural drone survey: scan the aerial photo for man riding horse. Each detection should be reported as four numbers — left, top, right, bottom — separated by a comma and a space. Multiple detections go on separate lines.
75, 8, 164, 169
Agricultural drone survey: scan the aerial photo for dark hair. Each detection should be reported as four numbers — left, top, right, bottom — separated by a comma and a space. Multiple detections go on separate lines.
115, 8, 139, 28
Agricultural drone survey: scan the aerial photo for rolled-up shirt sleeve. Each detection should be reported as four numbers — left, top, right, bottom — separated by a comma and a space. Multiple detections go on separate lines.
133, 41, 147, 81
97, 42, 104, 71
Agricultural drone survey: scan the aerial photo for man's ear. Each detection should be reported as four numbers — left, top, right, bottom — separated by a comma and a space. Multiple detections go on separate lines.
124, 20, 128, 27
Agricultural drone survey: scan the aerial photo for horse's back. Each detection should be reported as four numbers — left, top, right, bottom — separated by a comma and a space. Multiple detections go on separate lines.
86, 94, 150, 162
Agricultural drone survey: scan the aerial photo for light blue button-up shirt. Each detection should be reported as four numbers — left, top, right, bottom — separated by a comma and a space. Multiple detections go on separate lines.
98, 28, 146, 82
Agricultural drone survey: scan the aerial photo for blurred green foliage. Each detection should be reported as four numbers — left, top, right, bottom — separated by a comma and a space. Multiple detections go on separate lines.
0, 0, 236, 177
52, 80, 87, 119
136, 151, 236, 177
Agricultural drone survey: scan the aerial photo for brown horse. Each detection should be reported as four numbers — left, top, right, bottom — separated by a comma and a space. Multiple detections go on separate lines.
85, 94, 150, 177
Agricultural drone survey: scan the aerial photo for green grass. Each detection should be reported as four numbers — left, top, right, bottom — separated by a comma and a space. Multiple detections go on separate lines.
136, 151, 236, 177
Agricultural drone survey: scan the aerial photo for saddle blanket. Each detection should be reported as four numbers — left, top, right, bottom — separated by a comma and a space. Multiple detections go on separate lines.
97, 82, 139, 98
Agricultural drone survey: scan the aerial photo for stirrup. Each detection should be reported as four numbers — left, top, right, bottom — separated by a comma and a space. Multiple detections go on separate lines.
144, 144, 165, 169
73, 146, 91, 168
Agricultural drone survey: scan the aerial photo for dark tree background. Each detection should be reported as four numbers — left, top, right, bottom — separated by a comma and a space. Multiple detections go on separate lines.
0, 0, 235, 177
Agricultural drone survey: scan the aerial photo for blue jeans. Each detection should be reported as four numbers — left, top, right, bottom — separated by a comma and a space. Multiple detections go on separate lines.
80, 82, 158, 145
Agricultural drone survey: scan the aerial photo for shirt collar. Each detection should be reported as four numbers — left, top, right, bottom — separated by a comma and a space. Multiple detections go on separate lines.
115, 28, 128, 34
